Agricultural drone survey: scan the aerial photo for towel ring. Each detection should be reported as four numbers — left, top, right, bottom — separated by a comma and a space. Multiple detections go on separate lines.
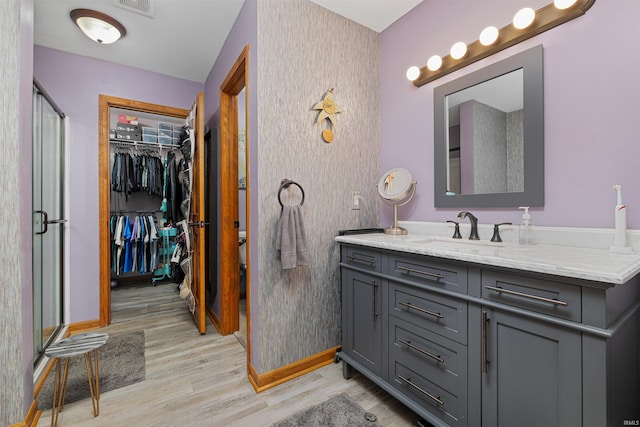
278, 179, 305, 208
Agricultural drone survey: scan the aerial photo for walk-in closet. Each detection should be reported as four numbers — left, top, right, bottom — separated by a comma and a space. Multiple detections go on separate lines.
99, 94, 207, 333
109, 109, 185, 288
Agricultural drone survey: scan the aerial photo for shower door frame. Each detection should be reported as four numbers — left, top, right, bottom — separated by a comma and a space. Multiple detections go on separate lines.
32, 79, 67, 364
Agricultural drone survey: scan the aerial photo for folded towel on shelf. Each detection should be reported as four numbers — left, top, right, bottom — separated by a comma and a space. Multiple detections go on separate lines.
276, 205, 310, 270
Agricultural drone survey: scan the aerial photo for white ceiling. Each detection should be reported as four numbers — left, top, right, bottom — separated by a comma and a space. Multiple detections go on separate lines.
309, 0, 423, 33
34, 0, 423, 84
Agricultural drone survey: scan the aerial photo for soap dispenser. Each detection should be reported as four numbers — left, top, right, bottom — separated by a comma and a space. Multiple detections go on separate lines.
518, 206, 535, 246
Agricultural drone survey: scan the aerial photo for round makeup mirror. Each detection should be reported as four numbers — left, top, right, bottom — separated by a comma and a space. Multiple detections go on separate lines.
377, 168, 417, 235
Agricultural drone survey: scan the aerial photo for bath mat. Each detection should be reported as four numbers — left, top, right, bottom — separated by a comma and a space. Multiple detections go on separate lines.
38, 330, 145, 410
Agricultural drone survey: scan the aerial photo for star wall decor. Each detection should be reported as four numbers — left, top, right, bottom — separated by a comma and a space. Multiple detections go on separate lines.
313, 89, 342, 143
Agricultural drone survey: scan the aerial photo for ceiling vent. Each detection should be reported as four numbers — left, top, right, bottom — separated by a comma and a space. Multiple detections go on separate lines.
113, 0, 155, 18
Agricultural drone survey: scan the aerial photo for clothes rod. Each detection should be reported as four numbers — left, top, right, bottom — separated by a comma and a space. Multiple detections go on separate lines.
110, 210, 163, 214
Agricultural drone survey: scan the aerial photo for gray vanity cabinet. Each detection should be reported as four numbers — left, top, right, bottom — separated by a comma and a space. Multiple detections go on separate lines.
337, 242, 640, 427
481, 307, 582, 426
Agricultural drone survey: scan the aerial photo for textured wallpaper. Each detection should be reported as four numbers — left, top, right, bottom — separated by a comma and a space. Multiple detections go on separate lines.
507, 110, 524, 193
1, 0, 25, 423
256, 0, 380, 372
462, 100, 523, 195
471, 100, 508, 194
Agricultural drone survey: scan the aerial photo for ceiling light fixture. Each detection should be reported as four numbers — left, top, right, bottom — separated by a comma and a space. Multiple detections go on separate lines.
70, 9, 126, 44
410, 0, 596, 87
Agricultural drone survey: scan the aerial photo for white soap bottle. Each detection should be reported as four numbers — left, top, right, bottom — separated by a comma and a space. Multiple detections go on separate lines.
518, 206, 535, 246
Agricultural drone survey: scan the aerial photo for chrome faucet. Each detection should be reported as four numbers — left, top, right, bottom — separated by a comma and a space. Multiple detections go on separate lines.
458, 211, 480, 240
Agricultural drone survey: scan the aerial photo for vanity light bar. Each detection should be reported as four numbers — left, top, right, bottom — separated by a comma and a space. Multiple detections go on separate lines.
409, 0, 595, 87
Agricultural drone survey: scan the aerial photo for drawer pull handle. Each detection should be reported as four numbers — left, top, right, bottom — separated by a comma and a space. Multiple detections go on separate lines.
371, 280, 378, 321
398, 375, 444, 406
485, 285, 569, 307
482, 310, 490, 374
399, 302, 444, 319
398, 339, 444, 363
347, 255, 375, 266
397, 266, 444, 279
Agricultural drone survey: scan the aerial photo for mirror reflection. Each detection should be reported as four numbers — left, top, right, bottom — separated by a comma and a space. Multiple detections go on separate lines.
434, 44, 544, 208
446, 69, 524, 195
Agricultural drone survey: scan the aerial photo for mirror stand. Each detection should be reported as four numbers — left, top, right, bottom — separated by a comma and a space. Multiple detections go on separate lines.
383, 182, 416, 235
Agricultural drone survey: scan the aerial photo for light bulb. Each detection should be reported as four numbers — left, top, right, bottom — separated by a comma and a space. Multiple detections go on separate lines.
554, 0, 578, 9
450, 42, 468, 60
427, 55, 443, 71
479, 26, 499, 46
513, 8, 535, 29
406, 66, 421, 82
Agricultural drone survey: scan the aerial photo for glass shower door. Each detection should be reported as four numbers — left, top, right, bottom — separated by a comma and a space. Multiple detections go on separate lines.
32, 82, 65, 363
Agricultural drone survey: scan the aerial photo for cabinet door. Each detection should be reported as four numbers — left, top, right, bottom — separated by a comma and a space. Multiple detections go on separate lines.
344, 269, 383, 376
482, 308, 582, 427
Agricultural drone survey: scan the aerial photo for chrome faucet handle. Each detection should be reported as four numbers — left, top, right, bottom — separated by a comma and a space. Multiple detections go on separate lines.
491, 222, 512, 242
447, 220, 462, 239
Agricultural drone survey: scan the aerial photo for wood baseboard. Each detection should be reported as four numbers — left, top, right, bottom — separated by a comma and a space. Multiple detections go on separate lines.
8, 400, 40, 427
248, 346, 339, 393
33, 358, 56, 399
68, 319, 101, 334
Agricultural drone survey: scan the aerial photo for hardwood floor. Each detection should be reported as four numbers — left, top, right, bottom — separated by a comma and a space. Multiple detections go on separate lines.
37, 281, 422, 426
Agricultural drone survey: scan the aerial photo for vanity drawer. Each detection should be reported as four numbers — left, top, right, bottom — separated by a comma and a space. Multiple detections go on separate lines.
388, 253, 468, 294
390, 316, 467, 398
342, 246, 382, 272
481, 270, 581, 322
389, 282, 467, 345
391, 359, 467, 427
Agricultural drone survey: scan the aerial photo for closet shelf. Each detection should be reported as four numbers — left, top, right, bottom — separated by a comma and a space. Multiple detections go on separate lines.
110, 138, 181, 148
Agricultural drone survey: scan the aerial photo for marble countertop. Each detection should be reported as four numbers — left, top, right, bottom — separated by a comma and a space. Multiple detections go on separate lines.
335, 233, 640, 285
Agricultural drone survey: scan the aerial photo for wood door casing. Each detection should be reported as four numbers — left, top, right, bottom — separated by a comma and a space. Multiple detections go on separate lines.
216, 45, 249, 337
98, 95, 189, 327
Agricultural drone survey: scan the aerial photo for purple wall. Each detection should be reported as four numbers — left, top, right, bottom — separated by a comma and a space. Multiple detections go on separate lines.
34, 46, 202, 322
380, 0, 640, 228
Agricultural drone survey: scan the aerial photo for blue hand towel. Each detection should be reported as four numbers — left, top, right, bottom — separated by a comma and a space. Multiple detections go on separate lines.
276, 205, 310, 270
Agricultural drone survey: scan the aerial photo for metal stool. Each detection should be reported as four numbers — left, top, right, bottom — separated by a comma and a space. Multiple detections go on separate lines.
44, 332, 109, 427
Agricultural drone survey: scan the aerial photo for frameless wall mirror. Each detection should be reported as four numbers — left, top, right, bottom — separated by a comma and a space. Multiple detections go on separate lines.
434, 44, 543, 208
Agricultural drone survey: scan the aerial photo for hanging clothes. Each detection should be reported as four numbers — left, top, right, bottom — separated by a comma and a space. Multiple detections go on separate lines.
111, 152, 165, 200
123, 216, 133, 273
148, 215, 159, 270
110, 213, 163, 276
114, 215, 125, 275
164, 150, 183, 224
110, 137, 181, 283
